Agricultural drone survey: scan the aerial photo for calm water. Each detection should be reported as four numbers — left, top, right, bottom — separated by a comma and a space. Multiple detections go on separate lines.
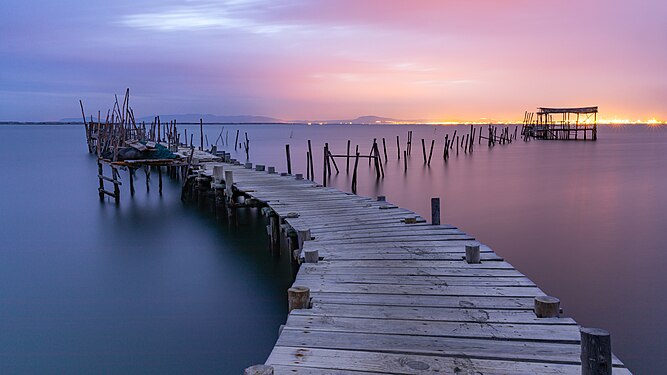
0, 125, 294, 373
1, 124, 665, 373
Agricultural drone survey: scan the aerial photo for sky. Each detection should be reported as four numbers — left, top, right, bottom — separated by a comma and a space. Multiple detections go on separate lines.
1, 0, 665, 122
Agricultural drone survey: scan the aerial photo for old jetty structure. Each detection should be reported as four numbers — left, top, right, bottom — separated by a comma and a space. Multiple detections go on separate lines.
522, 106, 598, 141
80, 94, 628, 374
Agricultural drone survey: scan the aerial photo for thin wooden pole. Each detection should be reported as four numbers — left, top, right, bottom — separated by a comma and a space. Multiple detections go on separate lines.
346, 140, 351, 173
382, 137, 387, 162
396, 135, 401, 159
351, 152, 360, 193
285, 144, 292, 174
307, 140, 314, 179
427, 139, 435, 165
421, 139, 427, 163
328, 150, 339, 173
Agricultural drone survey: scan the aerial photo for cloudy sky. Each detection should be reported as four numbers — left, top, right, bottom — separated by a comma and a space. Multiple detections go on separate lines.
1, 0, 665, 121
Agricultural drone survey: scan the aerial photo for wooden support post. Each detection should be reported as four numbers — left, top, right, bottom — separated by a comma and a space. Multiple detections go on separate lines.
295, 173, 303, 180
346, 140, 351, 173
382, 137, 387, 162
213, 165, 224, 183
285, 144, 292, 174
306, 151, 311, 180
351, 152, 360, 194
328, 150, 339, 174
97, 160, 104, 200
465, 244, 481, 264
431, 197, 440, 225
297, 229, 311, 251
421, 139, 427, 163
304, 249, 319, 263
403, 150, 407, 171
323, 144, 328, 186
396, 135, 401, 159
129, 167, 135, 196
224, 170, 234, 198
288, 286, 310, 311
580, 327, 612, 375
158, 166, 163, 194
534, 296, 560, 318
244, 364, 274, 375
427, 139, 435, 165
235, 129, 239, 150
199, 119, 203, 151
112, 167, 120, 204
307, 140, 314, 179
269, 213, 280, 256
144, 165, 150, 192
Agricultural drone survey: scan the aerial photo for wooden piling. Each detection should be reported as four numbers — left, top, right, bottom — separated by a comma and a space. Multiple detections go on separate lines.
351, 152, 360, 194
421, 139, 427, 163
304, 249, 319, 263
288, 286, 310, 311
307, 140, 314, 179
396, 135, 401, 159
427, 139, 435, 165
431, 197, 440, 225
580, 328, 612, 375
285, 144, 292, 174
382, 137, 387, 161
323, 143, 328, 186
465, 244, 481, 264
346, 140, 351, 173
199, 118, 203, 151
534, 296, 560, 318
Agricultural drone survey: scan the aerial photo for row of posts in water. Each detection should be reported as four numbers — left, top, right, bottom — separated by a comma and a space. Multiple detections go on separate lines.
282, 125, 520, 193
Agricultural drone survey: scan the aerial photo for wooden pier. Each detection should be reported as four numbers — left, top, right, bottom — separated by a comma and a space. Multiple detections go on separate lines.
522, 106, 598, 141
182, 159, 630, 374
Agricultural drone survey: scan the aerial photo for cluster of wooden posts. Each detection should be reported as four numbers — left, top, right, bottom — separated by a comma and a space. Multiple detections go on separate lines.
283, 125, 520, 193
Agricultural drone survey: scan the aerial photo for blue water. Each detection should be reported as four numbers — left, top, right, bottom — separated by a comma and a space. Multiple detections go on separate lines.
1, 123, 665, 373
0, 125, 293, 373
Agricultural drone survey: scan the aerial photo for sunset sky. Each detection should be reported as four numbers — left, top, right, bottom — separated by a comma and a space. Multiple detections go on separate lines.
1, 0, 665, 122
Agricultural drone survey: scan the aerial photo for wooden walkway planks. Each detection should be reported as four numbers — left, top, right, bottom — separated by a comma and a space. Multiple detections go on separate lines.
197, 162, 630, 374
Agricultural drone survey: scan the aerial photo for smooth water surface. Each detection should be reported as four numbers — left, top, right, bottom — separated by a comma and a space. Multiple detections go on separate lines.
0, 125, 294, 373
1, 123, 665, 373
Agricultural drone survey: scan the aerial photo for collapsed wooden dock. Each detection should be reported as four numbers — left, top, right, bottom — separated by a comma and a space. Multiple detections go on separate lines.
522, 107, 598, 141
180, 158, 630, 374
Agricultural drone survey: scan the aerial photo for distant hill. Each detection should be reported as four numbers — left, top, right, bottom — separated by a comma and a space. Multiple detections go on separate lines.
322, 115, 402, 124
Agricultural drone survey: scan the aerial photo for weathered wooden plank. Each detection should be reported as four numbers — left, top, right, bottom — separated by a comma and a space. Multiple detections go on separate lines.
266, 347, 631, 374
294, 282, 544, 297
310, 292, 535, 310
292, 304, 574, 325
284, 315, 580, 342
305, 252, 502, 262
274, 330, 624, 366
295, 274, 534, 286
303, 260, 516, 269
300, 264, 524, 277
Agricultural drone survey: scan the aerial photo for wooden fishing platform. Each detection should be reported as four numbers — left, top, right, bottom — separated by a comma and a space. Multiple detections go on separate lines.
183, 159, 630, 374
522, 106, 598, 141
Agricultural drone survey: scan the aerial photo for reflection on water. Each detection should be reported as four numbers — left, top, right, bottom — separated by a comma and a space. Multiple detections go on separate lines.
1, 124, 665, 373
0, 126, 293, 374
